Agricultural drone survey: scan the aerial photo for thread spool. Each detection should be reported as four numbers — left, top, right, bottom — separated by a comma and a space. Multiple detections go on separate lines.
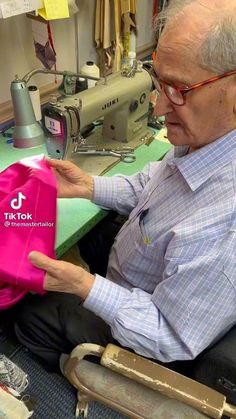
76, 77, 88, 93
128, 51, 136, 67
80, 61, 100, 88
28, 85, 42, 121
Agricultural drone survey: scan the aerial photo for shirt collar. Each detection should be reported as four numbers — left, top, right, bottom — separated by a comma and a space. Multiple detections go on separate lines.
167, 130, 236, 191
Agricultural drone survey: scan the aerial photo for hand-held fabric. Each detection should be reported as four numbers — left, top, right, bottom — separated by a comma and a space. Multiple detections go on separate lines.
0, 155, 57, 310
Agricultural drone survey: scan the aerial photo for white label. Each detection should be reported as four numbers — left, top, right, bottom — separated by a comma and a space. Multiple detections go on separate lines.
44, 115, 62, 135
31, 19, 48, 45
0, 0, 43, 18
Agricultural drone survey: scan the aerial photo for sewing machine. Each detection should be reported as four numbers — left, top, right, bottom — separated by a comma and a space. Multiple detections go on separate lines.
42, 70, 153, 174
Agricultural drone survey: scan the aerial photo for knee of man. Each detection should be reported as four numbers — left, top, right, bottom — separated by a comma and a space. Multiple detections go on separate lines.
15, 301, 37, 331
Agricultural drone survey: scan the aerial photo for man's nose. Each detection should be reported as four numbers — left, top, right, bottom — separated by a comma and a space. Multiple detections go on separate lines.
154, 90, 173, 116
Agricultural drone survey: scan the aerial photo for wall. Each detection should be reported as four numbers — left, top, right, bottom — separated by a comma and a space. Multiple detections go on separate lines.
0, 0, 155, 105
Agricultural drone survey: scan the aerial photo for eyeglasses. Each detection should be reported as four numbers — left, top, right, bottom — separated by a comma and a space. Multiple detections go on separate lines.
149, 68, 236, 106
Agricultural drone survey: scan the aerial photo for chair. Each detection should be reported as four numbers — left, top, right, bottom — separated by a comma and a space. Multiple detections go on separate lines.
64, 326, 236, 419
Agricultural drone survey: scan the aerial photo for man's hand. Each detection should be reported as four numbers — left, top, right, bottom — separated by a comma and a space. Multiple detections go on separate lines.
29, 251, 95, 300
48, 159, 94, 199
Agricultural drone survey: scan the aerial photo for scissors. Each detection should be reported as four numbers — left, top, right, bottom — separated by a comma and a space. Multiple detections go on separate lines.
75, 147, 136, 163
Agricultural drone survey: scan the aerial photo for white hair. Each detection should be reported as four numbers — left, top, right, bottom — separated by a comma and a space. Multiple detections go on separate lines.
154, 0, 236, 74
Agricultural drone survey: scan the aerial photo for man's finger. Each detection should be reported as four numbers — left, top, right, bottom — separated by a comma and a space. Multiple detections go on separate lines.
28, 251, 60, 276
47, 159, 77, 171
43, 272, 59, 291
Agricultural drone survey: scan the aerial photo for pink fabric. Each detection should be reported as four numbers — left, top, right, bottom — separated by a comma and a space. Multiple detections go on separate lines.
0, 155, 57, 310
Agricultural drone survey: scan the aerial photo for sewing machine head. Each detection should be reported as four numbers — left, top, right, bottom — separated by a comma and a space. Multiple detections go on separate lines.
42, 70, 153, 173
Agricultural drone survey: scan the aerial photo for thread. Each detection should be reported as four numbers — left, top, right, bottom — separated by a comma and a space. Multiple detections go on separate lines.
128, 51, 136, 67
80, 61, 100, 88
76, 77, 88, 93
28, 85, 42, 121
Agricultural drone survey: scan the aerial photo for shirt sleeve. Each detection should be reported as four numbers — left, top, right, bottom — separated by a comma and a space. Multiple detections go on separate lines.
83, 229, 236, 362
92, 161, 162, 215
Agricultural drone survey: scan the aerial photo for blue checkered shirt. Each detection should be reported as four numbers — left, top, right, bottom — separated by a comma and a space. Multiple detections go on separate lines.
83, 130, 236, 362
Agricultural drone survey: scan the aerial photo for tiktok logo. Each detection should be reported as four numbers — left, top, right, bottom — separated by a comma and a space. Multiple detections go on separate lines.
10, 192, 26, 210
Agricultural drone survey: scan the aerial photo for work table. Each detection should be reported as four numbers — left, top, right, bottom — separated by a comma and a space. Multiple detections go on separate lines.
0, 130, 171, 257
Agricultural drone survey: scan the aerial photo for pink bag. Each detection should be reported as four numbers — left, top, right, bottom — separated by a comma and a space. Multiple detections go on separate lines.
0, 155, 57, 309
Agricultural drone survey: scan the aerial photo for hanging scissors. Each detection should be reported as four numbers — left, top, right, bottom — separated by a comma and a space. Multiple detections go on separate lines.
75, 147, 136, 163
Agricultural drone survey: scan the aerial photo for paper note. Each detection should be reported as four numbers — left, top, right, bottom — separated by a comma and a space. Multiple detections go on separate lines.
31, 19, 48, 45
0, 0, 42, 18
39, 0, 69, 20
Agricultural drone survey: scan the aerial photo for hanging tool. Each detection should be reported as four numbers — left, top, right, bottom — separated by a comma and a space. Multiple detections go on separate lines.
30, 17, 57, 71
103, 0, 113, 68
113, 0, 123, 72
95, 0, 114, 76
120, 0, 136, 68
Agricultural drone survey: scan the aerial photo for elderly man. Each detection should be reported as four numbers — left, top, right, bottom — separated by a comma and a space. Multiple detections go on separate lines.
15, 0, 236, 373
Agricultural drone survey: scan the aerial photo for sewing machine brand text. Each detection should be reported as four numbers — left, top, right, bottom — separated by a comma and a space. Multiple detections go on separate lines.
102, 98, 119, 110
